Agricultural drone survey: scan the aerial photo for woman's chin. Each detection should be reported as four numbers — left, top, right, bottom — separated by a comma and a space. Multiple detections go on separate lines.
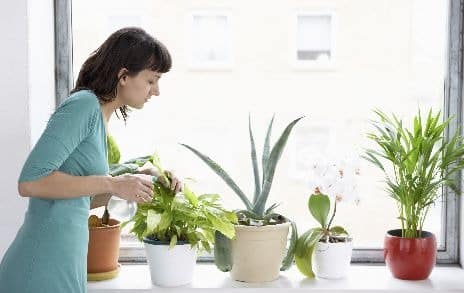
130, 103, 144, 110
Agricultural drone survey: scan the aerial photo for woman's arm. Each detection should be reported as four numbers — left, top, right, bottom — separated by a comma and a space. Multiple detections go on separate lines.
90, 193, 112, 209
18, 171, 113, 198
90, 163, 163, 210
18, 171, 154, 203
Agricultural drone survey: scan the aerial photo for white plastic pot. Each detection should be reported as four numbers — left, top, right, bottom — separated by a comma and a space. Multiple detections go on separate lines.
143, 238, 197, 287
313, 239, 353, 279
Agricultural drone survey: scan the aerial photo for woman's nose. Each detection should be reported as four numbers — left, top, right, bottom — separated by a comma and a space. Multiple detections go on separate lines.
150, 86, 159, 96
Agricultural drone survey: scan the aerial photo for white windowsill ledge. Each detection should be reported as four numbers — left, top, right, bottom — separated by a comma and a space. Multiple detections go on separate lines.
88, 263, 464, 292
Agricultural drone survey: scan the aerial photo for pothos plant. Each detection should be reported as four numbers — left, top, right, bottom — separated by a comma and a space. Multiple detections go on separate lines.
107, 136, 238, 251
295, 189, 350, 278
180, 115, 303, 271
121, 153, 238, 251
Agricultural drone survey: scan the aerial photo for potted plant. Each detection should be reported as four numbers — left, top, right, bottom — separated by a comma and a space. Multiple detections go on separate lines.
123, 154, 238, 287
363, 109, 464, 280
181, 115, 303, 282
87, 135, 123, 281
295, 156, 360, 279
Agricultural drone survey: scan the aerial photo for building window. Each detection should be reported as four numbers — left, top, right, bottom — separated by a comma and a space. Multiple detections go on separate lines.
295, 13, 335, 68
189, 13, 232, 69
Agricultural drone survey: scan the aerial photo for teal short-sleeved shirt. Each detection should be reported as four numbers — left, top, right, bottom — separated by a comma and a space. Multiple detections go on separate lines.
0, 90, 108, 293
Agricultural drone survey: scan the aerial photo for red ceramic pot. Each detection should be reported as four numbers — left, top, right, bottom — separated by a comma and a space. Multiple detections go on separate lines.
384, 229, 436, 280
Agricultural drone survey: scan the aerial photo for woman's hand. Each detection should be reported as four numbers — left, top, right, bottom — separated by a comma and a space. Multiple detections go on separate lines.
162, 170, 183, 194
137, 161, 183, 194
111, 173, 154, 203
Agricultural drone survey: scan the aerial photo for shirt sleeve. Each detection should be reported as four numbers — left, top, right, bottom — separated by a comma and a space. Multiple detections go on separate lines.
18, 95, 100, 182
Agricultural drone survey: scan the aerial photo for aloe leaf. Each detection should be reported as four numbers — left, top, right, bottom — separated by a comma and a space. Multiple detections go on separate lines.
309, 193, 331, 228
214, 231, 232, 272
249, 115, 261, 206
264, 202, 281, 215
180, 143, 253, 210
262, 115, 275, 189
254, 116, 304, 215
281, 220, 298, 271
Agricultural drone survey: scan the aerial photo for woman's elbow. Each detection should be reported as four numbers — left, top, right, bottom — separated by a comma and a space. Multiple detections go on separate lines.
18, 182, 32, 197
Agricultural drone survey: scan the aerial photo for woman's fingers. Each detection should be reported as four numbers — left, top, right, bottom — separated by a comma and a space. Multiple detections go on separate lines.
175, 181, 182, 193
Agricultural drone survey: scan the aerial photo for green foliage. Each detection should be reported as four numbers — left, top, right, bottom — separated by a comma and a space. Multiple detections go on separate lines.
363, 109, 464, 238
109, 155, 154, 177
295, 192, 349, 278
308, 193, 330, 228
123, 154, 238, 252
295, 228, 325, 278
107, 135, 121, 165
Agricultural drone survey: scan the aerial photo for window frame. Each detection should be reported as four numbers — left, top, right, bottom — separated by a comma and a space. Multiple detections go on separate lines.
59, 0, 463, 264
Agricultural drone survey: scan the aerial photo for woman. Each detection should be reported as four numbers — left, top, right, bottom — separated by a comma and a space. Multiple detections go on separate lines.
0, 27, 181, 293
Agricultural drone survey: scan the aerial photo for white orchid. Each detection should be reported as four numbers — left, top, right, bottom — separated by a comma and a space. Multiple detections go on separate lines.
308, 153, 361, 205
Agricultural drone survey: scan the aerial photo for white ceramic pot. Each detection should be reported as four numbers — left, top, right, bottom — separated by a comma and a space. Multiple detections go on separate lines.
313, 239, 353, 279
143, 238, 197, 287
230, 222, 290, 282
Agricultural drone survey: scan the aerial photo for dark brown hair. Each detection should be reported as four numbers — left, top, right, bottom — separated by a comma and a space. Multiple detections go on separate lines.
72, 27, 172, 121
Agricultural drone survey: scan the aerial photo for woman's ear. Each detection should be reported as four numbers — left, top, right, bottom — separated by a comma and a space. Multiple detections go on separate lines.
117, 68, 129, 85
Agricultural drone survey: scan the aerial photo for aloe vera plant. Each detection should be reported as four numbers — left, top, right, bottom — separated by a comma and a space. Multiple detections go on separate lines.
181, 115, 304, 271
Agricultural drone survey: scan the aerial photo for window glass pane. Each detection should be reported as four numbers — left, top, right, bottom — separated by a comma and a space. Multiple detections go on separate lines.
297, 15, 332, 61
191, 15, 230, 63
72, 0, 449, 254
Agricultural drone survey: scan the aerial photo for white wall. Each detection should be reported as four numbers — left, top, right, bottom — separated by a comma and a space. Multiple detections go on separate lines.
460, 195, 463, 267
0, 0, 55, 257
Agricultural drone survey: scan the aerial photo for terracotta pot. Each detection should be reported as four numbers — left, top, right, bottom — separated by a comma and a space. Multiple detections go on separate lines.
87, 219, 121, 274
384, 229, 436, 280
230, 222, 290, 282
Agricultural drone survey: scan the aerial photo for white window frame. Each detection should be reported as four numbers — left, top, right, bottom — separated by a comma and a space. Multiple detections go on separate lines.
186, 11, 234, 71
292, 11, 337, 71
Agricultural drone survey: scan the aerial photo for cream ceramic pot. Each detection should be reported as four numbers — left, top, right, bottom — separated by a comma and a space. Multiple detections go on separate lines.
230, 222, 290, 282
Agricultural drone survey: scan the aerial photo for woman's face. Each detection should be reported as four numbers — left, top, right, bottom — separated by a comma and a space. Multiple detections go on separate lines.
117, 69, 162, 109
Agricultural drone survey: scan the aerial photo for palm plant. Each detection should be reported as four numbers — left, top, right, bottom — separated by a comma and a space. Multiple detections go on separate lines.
363, 109, 464, 238
180, 115, 304, 271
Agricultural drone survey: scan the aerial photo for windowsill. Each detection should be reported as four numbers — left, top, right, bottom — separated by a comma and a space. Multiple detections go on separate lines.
88, 263, 464, 292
